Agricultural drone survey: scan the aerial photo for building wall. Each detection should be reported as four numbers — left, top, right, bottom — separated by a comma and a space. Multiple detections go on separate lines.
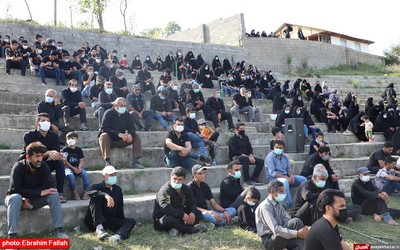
0, 22, 383, 73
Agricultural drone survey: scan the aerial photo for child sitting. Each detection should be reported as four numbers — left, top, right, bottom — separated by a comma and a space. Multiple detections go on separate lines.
197, 118, 219, 166
61, 132, 90, 200
309, 132, 328, 155
237, 187, 260, 233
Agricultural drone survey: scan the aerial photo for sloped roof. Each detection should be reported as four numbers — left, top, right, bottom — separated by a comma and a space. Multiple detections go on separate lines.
274, 23, 374, 45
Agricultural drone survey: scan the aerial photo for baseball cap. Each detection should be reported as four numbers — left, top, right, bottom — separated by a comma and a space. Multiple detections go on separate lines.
356, 167, 370, 174
197, 118, 206, 125
102, 165, 118, 175
192, 164, 208, 174
132, 84, 141, 90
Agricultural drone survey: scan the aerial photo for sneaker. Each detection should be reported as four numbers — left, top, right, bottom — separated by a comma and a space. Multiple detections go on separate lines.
54, 228, 69, 238
8, 233, 18, 238
132, 162, 144, 169
82, 191, 90, 200
168, 228, 179, 237
108, 234, 122, 244
244, 180, 255, 186
230, 216, 239, 224
105, 159, 112, 166
96, 229, 110, 241
73, 190, 80, 200
59, 194, 67, 203
193, 224, 208, 233
80, 124, 88, 131
199, 155, 212, 164
211, 160, 217, 166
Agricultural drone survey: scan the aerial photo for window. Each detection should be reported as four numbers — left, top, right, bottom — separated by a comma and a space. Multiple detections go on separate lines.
320, 35, 331, 44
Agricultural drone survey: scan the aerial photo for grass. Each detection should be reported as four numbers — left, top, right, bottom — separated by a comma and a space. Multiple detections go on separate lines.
21, 196, 400, 250
0, 144, 11, 149
315, 64, 399, 76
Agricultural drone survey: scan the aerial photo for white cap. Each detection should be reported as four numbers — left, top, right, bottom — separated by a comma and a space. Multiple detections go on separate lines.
102, 165, 118, 175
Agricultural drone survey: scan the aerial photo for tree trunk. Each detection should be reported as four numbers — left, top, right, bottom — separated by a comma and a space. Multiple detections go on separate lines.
120, 0, 128, 33
69, 5, 73, 29
96, 0, 104, 31
54, 0, 57, 26
24, 0, 33, 20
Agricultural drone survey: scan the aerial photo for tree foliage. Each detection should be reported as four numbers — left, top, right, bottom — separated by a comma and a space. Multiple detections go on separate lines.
78, 0, 108, 31
164, 21, 181, 36
140, 28, 163, 38
140, 21, 181, 38
384, 44, 400, 65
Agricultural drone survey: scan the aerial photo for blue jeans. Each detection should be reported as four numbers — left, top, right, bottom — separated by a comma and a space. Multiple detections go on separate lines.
166, 151, 197, 172
39, 66, 61, 85
131, 110, 154, 130
305, 126, 321, 140
187, 132, 207, 157
202, 207, 236, 226
153, 113, 176, 128
65, 168, 90, 191
382, 180, 400, 195
274, 176, 307, 208
81, 84, 93, 98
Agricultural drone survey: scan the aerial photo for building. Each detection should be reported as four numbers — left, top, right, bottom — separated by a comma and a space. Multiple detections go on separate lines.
274, 23, 374, 53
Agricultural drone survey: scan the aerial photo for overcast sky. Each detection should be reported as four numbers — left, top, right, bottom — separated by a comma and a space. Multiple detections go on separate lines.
2, 0, 399, 56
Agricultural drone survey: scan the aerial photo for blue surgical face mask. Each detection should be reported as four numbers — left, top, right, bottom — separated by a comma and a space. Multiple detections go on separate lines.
170, 181, 182, 189
246, 200, 255, 206
105, 88, 113, 95
106, 176, 117, 185
117, 107, 126, 114
275, 193, 286, 202
189, 113, 196, 119
274, 148, 283, 155
316, 179, 326, 188
232, 170, 241, 179
109, 63, 114, 69
159, 95, 166, 100
45, 96, 54, 103
193, 89, 200, 93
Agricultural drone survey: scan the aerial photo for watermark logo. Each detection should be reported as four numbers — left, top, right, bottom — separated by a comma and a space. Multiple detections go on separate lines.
354, 244, 371, 250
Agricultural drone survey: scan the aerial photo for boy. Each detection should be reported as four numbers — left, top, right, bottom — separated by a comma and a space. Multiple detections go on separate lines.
197, 118, 219, 166
237, 187, 260, 233
361, 115, 374, 142
375, 156, 400, 195
61, 132, 90, 200
270, 127, 283, 150
309, 132, 328, 155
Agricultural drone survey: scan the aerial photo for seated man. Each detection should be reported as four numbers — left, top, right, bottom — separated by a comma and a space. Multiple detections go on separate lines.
39, 50, 61, 85
304, 189, 351, 250
81, 64, 96, 98
167, 80, 186, 116
189, 165, 236, 227
187, 82, 205, 112
352, 167, 399, 225
375, 156, 400, 195
126, 84, 154, 131
29, 45, 43, 75
60, 79, 88, 130
255, 180, 308, 250
300, 146, 339, 190
203, 89, 234, 132
89, 74, 106, 109
84, 165, 136, 244
184, 107, 207, 157
99, 97, 143, 169
164, 118, 210, 171
5, 142, 68, 238
97, 81, 118, 127
367, 141, 393, 174
60, 53, 78, 86
37, 88, 72, 144
231, 87, 264, 122
136, 66, 155, 95
98, 59, 116, 81
229, 122, 263, 186
110, 69, 129, 97
5, 39, 28, 76
153, 167, 208, 236
265, 140, 307, 208
309, 132, 328, 155
22, 113, 67, 203
151, 89, 176, 130
291, 164, 328, 226
237, 187, 260, 233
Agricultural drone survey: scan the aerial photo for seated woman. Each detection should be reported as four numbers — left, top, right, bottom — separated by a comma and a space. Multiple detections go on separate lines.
143, 55, 155, 70
196, 64, 214, 89
154, 55, 163, 71
212, 55, 224, 77
131, 55, 142, 70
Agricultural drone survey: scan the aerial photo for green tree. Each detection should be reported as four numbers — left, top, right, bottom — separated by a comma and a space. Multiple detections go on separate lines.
164, 21, 181, 36
78, 0, 108, 31
140, 27, 163, 38
384, 44, 400, 65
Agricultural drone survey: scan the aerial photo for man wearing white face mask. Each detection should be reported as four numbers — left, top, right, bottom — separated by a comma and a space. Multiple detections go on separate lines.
110, 69, 129, 97
351, 166, 400, 225
29, 45, 43, 76
97, 81, 118, 127
21, 113, 67, 203
39, 50, 61, 85
99, 97, 143, 169
256, 180, 308, 250
290, 164, 329, 226
98, 59, 116, 81
60, 79, 88, 131
84, 165, 136, 244
231, 87, 264, 122
153, 167, 207, 236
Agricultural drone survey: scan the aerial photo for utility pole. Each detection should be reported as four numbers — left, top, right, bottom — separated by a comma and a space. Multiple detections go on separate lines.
54, 0, 57, 26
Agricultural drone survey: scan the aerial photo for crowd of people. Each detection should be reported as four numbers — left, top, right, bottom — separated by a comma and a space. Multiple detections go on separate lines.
2, 33, 400, 249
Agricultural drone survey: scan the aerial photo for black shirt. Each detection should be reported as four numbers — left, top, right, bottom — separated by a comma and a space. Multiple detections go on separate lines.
300, 153, 334, 179
87, 181, 125, 218
89, 84, 103, 101
351, 178, 380, 205
135, 70, 152, 83
304, 217, 342, 250
7, 159, 54, 198
237, 203, 257, 229
367, 149, 390, 171
290, 179, 325, 216
220, 176, 243, 208
228, 133, 253, 160
41, 56, 59, 70
126, 93, 146, 112
29, 52, 42, 65
183, 117, 199, 134
61, 146, 84, 167
153, 181, 197, 220
60, 88, 83, 109
98, 66, 115, 81
99, 91, 118, 110
203, 97, 226, 117
233, 94, 252, 109
21, 130, 60, 160
164, 130, 190, 155
188, 180, 214, 210
59, 60, 73, 70
150, 95, 172, 112
37, 101, 63, 124
99, 108, 136, 141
